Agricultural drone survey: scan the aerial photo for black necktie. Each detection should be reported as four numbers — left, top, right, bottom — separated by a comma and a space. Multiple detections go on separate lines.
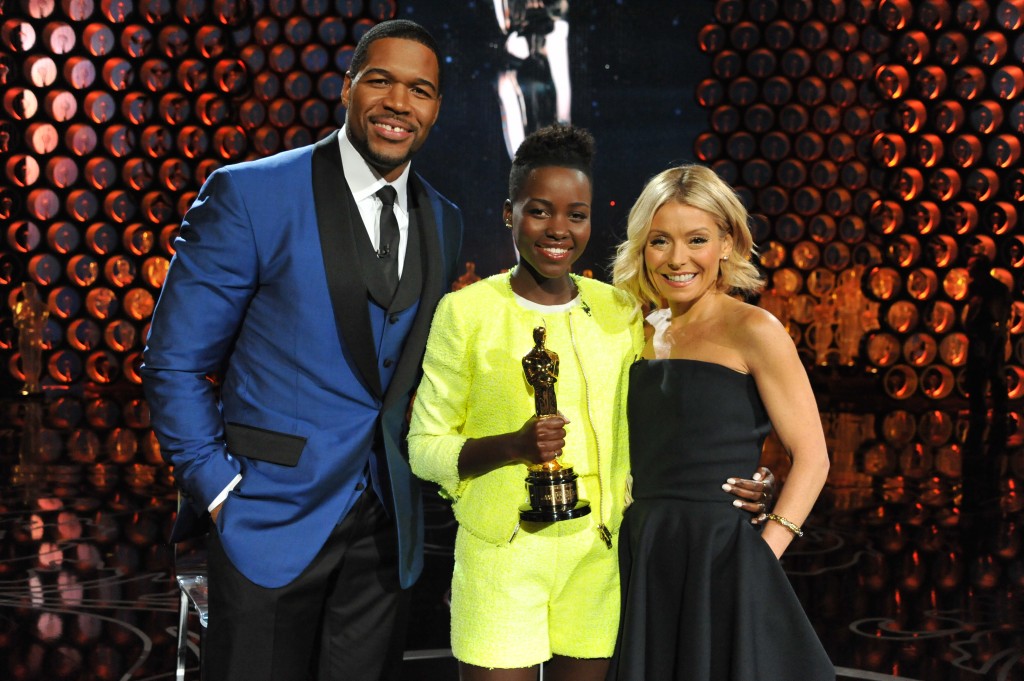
376, 185, 399, 301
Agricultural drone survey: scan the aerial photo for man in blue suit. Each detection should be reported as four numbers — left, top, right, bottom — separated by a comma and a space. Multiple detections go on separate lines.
142, 20, 462, 681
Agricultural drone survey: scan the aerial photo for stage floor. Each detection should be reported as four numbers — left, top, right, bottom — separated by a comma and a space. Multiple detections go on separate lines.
0, 460, 1020, 681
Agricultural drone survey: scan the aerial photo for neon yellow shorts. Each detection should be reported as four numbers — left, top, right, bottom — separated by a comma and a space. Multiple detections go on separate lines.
449, 515, 620, 669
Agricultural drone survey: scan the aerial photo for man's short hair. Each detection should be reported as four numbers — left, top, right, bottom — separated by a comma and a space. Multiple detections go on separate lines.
348, 19, 444, 91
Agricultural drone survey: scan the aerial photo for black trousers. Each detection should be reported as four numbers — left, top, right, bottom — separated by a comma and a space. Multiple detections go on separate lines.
203, 490, 411, 681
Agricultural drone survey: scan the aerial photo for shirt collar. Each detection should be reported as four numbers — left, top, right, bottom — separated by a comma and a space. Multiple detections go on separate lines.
338, 125, 411, 212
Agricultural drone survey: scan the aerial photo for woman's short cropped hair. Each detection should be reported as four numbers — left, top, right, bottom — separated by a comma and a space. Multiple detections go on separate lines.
508, 124, 595, 200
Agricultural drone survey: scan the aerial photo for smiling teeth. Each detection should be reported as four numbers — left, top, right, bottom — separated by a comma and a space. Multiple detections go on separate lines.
666, 273, 695, 282
541, 248, 569, 255
378, 123, 407, 132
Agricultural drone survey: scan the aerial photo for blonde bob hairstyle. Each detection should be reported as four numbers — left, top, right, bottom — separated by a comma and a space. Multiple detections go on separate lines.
613, 164, 764, 309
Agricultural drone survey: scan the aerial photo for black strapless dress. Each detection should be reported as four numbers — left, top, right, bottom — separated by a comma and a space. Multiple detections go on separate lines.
607, 359, 834, 681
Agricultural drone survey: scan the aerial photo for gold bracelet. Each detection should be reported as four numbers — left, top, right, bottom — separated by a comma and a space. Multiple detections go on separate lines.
765, 513, 804, 538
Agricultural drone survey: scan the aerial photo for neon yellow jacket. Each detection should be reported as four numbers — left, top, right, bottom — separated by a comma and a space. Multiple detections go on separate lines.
409, 273, 644, 545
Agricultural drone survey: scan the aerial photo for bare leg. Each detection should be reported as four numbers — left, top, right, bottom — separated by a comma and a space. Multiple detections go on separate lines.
459, 662, 539, 681
544, 655, 610, 681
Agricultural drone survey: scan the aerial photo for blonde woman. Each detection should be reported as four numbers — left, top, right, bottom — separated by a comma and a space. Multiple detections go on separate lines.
608, 164, 834, 680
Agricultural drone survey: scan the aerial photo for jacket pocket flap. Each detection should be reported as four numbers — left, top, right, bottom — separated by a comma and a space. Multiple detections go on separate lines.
225, 422, 307, 467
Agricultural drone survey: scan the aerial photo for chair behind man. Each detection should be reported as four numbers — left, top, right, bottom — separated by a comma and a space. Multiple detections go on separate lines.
174, 540, 208, 680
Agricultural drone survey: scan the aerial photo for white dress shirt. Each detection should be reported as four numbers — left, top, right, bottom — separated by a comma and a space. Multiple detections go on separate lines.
208, 127, 415, 513
338, 125, 412, 277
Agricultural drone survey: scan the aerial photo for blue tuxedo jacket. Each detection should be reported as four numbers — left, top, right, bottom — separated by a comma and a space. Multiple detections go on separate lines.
142, 130, 462, 588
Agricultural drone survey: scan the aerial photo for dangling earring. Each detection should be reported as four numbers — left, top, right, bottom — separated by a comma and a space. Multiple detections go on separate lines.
505, 221, 512, 229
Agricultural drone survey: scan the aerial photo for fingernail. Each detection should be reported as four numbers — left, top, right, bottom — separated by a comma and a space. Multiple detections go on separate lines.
753, 472, 762, 481
721, 483, 732, 492
726, 478, 737, 484
732, 500, 743, 508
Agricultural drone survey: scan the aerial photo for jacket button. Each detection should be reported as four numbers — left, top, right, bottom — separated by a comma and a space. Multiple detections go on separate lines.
383, 358, 394, 368
355, 482, 365, 491
389, 314, 400, 324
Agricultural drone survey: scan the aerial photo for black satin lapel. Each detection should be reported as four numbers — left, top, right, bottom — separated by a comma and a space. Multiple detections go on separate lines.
312, 131, 383, 399
383, 173, 445, 410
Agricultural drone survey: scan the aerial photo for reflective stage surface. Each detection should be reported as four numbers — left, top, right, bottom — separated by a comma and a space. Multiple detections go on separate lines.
1, 395, 1022, 681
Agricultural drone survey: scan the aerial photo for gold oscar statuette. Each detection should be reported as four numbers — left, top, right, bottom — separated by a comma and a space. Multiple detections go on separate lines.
519, 326, 591, 522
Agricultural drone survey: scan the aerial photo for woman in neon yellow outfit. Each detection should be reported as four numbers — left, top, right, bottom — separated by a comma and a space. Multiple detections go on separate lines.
409, 125, 770, 681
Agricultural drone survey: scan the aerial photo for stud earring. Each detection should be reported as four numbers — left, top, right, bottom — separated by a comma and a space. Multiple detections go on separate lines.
722, 255, 729, 261
505, 221, 512, 229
